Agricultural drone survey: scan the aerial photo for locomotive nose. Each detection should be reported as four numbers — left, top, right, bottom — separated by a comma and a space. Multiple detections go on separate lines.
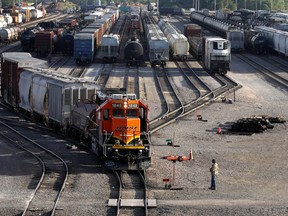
112, 118, 141, 144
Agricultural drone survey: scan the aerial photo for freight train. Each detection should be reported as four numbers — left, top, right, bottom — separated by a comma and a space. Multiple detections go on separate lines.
74, 9, 119, 65
0, 52, 152, 170
143, 11, 169, 67
19, 9, 119, 62
124, 7, 145, 66
190, 11, 245, 53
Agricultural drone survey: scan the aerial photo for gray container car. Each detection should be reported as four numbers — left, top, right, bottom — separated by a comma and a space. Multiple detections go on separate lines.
254, 26, 288, 56
145, 24, 169, 67
19, 68, 100, 129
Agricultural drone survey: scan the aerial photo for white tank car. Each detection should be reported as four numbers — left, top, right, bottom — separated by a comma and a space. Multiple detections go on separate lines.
158, 20, 190, 60
203, 36, 231, 75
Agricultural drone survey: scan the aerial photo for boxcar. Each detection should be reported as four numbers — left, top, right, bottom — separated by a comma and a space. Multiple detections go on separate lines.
73, 33, 95, 65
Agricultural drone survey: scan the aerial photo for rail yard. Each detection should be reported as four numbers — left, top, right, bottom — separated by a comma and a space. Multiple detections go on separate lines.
0, 3, 288, 216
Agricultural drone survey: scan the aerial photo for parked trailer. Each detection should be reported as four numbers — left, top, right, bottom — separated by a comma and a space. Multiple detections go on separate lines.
203, 36, 231, 75
254, 26, 288, 56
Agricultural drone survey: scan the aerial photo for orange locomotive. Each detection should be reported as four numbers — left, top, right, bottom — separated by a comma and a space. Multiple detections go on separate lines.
70, 89, 151, 170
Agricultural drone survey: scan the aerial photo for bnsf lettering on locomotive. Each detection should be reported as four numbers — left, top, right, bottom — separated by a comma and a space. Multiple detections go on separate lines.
116, 126, 138, 130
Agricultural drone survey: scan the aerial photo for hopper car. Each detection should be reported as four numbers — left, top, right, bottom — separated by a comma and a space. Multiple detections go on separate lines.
100, 33, 120, 62
1, 52, 151, 170
254, 26, 288, 56
158, 20, 190, 60
143, 11, 169, 67
145, 24, 169, 67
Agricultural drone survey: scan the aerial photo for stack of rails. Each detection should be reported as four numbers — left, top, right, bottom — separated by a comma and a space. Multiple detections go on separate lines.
158, 20, 190, 61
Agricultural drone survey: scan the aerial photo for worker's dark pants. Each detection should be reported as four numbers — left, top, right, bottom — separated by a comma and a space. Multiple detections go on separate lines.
211, 175, 216, 189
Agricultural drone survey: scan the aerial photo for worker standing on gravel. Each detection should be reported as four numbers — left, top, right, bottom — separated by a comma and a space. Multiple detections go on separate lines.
209, 159, 219, 190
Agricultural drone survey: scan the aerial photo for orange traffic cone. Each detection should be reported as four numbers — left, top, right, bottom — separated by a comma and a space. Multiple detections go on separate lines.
217, 127, 222, 134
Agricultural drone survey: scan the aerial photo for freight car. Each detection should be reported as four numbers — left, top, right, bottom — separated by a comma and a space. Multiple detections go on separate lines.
190, 11, 245, 53
254, 26, 288, 56
0, 26, 21, 43
20, 28, 37, 51
244, 29, 268, 54
34, 30, 58, 57
145, 23, 169, 67
73, 33, 95, 65
124, 33, 144, 66
158, 20, 190, 60
61, 32, 75, 55
203, 36, 231, 75
188, 36, 202, 60
1, 53, 152, 170
99, 33, 120, 62
184, 24, 202, 59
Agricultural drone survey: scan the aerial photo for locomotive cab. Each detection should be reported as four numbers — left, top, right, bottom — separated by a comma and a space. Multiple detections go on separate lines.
89, 93, 151, 170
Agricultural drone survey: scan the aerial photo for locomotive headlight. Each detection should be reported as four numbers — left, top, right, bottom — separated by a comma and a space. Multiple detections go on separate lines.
139, 150, 142, 153
124, 101, 128, 109
115, 149, 118, 152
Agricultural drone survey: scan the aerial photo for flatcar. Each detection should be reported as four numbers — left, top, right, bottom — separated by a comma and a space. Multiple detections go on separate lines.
203, 36, 231, 75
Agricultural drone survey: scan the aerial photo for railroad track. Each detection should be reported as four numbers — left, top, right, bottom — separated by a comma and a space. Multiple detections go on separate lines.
108, 169, 155, 216
236, 54, 288, 90
149, 61, 240, 133
0, 119, 69, 216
